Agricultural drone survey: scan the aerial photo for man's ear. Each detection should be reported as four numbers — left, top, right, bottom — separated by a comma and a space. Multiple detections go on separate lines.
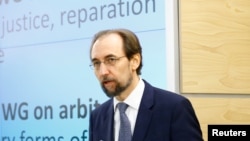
131, 53, 141, 70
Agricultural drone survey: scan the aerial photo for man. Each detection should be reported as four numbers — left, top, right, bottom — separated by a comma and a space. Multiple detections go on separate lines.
89, 28, 203, 141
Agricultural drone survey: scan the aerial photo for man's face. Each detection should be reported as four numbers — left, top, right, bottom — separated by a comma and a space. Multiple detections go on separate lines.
90, 33, 134, 97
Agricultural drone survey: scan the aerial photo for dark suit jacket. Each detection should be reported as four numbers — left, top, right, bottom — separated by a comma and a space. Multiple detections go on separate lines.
89, 80, 203, 141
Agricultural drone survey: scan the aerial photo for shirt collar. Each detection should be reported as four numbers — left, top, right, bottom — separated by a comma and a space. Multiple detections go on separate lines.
113, 78, 145, 111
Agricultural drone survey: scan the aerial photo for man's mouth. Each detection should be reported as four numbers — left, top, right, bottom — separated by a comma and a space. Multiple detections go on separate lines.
103, 80, 114, 87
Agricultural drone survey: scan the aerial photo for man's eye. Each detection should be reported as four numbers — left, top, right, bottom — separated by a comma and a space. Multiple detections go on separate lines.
93, 61, 101, 66
107, 57, 116, 63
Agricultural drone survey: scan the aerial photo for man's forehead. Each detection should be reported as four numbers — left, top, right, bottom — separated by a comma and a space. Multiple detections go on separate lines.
91, 34, 124, 59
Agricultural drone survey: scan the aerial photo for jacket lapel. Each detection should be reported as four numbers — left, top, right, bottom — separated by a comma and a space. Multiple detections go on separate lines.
132, 80, 154, 141
99, 100, 114, 141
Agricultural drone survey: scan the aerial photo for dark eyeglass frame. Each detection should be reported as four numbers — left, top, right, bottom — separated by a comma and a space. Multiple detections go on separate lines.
89, 56, 126, 70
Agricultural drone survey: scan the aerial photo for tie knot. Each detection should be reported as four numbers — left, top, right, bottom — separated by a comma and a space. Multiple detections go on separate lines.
117, 102, 128, 113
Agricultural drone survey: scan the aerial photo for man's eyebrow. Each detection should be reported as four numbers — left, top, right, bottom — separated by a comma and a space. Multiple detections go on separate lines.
105, 54, 116, 58
91, 54, 116, 62
91, 58, 98, 62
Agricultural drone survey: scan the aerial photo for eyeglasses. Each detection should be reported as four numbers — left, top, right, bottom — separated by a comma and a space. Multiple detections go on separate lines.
89, 56, 126, 70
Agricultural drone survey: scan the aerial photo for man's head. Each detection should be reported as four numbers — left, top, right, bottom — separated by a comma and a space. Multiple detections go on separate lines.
89, 29, 143, 100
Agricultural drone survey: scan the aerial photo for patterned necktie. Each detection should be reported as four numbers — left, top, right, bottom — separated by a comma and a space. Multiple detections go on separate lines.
117, 102, 132, 141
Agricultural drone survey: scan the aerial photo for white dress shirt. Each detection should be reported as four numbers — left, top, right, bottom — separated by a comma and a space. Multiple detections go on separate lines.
113, 78, 145, 141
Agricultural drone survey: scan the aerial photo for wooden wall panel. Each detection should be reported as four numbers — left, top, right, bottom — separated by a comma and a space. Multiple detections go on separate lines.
188, 97, 250, 141
179, 0, 250, 94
